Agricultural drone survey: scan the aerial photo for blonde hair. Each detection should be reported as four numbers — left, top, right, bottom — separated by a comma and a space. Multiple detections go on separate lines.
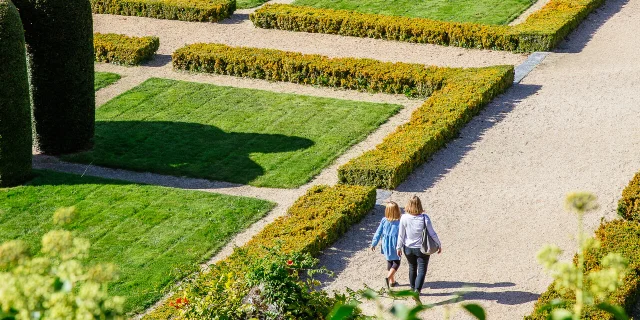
385, 201, 401, 221
405, 196, 424, 215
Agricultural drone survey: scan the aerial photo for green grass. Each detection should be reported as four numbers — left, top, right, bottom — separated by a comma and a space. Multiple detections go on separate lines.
95, 72, 121, 91
62, 78, 400, 188
291, 0, 535, 25
237, 0, 268, 9
0, 170, 274, 314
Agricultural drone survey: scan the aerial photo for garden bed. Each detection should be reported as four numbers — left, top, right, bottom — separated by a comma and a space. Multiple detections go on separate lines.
62, 78, 400, 188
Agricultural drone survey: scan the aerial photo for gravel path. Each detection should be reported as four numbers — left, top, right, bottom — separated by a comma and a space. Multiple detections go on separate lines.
93, 13, 526, 69
318, 0, 640, 318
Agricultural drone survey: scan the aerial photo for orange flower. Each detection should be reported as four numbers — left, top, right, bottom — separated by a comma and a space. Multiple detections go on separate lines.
286, 260, 294, 266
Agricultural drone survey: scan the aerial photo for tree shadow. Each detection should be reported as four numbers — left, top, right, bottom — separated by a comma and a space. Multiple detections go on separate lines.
396, 83, 542, 193
554, 0, 629, 53
61, 121, 314, 186
141, 54, 171, 68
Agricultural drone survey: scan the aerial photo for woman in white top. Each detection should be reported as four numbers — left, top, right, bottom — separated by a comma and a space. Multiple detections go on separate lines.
396, 196, 442, 297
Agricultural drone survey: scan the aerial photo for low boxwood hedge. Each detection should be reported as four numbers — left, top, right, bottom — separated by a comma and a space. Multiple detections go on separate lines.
172, 43, 451, 98
525, 219, 640, 319
249, 0, 604, 52
91, 0, 236, 22
94, 33, 159, 65
144, 184, 376, 319
172, 43, 514, 188
338, 67, 514, 189
617, 172, 640, 221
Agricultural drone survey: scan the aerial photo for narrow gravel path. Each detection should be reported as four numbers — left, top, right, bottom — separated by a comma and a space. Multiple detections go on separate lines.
318, 0, 639, 319
92, 13, 526, 69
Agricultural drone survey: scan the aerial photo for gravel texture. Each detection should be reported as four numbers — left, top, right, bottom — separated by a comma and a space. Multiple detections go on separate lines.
318, 0, 640, 318
92, 12, 526, 69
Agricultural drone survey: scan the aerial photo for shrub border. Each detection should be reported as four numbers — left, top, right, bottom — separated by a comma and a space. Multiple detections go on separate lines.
249, 0, 604, 52
144, 184, 376, 319
94, 33, 160, 66
91, 0, 236, 22
172, 43, 514, 188
525, 173, 640, 319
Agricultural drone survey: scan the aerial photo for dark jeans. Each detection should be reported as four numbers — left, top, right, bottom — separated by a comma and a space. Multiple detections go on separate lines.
403, 247, 430, 292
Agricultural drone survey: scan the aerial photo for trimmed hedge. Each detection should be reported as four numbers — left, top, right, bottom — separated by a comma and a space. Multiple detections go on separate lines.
172, 43, 513, 188
525, 219, 640, 319
338, 67, 514, 189
144, 184, 376, 319
91, 0, 236, 22
617, 172, 640, 221
173, 43, 451, 98
94, 33, 159, 65
0, 0, 32, 187
14, 0, 95, 155
249, 0, 605, 52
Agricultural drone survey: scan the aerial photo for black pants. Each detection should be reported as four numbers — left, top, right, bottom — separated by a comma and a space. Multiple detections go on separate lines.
403, 247, 430, 292
387, 259, 401, 271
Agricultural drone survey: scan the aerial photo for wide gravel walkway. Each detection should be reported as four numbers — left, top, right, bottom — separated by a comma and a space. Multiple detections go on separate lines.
317, 0, 640, 318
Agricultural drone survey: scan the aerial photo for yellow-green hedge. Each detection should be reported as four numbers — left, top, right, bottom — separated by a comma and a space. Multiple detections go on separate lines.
525, 219, 640, 319
173, 43, 451, 97
249, 0, 604, 52
94, 33, 159, 66
617, 172, 640, 221
144, 184, 376, 319
91, 0, 235, 22
338, 67, 514, 189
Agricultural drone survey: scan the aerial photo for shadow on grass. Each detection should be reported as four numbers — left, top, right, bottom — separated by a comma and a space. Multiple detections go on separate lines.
62, 121, 314, 186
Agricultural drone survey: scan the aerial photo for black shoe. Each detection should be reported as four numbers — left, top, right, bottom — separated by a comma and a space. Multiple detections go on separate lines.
385, 277, 390, 289
391, 281, 399, 287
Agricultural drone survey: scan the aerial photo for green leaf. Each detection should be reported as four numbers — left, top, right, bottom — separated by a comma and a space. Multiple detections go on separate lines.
389, 289, 418, 298
462, 303, 486, 320
328, 304, 357, 320
537, 298, 566, 313
550, 308, 573, 320
596, 302, 629, 320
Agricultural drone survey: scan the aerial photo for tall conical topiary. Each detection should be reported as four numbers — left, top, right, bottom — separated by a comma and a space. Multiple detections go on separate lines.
0, 0, 32, 187
13, 0, 95, 154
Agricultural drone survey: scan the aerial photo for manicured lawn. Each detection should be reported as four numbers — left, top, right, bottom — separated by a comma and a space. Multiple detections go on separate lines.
237, 0, 268, 9
63, 78, 400, 188
0, 170, 274, 314
95, 72, 121, 91
292, 0, 534, 25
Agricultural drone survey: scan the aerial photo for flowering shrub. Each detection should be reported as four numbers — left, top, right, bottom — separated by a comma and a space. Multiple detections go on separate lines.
0, 207, 124, 320
617, 171, 640, 221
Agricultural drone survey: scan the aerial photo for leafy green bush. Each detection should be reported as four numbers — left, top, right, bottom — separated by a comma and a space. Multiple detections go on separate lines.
172, 43, 450, 98
144, 184, 376, 319
0, 0, 32, 187
94, 33, 160, 65
13, 0, 95, 155
91, 0, 236, 22
526, 220, 640, 319
617, 172, 640, 221
249, 0, 605, 52
338, 67, 514, 189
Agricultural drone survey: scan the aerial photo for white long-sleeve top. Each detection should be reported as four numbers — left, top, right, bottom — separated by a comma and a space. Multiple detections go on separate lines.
396, 213, 441, 250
